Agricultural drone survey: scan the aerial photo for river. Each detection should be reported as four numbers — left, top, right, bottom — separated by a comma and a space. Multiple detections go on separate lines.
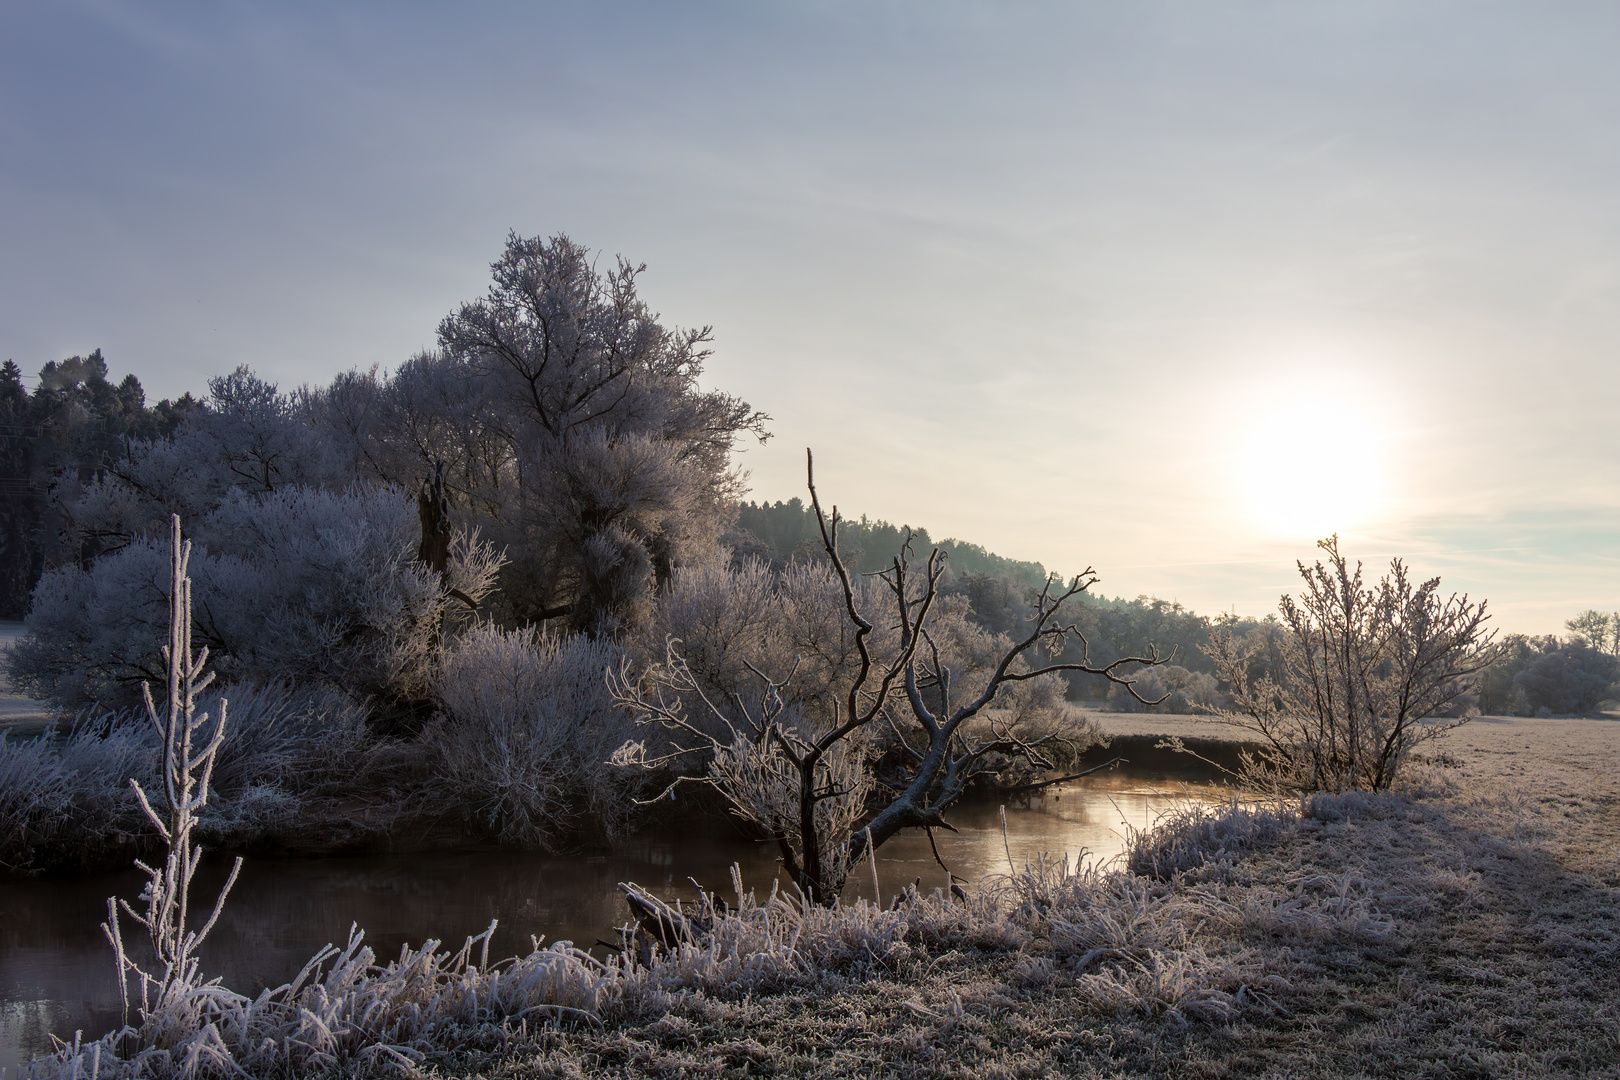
0, 768, 1219, 1073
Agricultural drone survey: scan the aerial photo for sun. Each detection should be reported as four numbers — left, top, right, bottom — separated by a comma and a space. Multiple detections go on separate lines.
1231, 381, 1387, 539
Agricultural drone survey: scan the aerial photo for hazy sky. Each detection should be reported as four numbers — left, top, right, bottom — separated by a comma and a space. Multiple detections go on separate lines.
3, 2, 1617, 633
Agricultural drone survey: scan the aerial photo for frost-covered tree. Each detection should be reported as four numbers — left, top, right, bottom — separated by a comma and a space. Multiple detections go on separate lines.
66, 366, 342, 552
613, 452, 1161, 903
306, 235, 772, 636
1565, 609, 1620, 657
1510, 645, 1619, 715
1206, 537, 1500, 791
426, 232, 769, 634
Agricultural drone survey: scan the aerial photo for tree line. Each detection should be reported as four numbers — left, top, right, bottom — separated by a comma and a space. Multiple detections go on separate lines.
0, 351, 198, 618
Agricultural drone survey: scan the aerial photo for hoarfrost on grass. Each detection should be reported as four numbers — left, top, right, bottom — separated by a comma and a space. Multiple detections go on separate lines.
23, 794, 1390, 1078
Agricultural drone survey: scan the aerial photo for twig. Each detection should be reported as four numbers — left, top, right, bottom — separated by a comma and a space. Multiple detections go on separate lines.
989, 755, 1130, 794
866, 826, 881, 907
1000, 805, 1015, 872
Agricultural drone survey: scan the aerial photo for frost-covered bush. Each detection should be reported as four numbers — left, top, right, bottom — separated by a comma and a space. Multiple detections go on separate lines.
0, 683, 369, 872
1206, 538, 1498, 792
1126, 797, 1297, 881
426, 624, 639, 848
636, 556, 870, 736
10, 485, 503, 708
0, 716, 154, 872
0, 734, 89, 870
199, 682, 370, 794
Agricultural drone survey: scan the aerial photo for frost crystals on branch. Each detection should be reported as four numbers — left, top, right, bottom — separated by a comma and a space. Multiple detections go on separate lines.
102, 515, 246, 1043
612, 450, 1166, 903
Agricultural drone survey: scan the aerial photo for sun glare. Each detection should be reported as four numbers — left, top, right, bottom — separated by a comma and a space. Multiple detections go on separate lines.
1231, 379, 1387, 539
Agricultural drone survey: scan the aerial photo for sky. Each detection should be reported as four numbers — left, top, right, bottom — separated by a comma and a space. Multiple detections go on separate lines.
2, 1, 1617, 634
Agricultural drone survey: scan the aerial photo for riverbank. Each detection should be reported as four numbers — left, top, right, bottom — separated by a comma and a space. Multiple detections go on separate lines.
0, 675, 1242, 876
24, 712, 1616, 1078
436, 713, 1620, 1078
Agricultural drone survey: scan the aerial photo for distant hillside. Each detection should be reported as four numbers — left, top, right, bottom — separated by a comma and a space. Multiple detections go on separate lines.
732, 498, 1050, 590
729, 498, 1257, 694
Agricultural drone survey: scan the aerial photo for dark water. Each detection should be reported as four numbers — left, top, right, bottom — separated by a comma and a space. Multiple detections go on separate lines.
0, 770, 1217, 1073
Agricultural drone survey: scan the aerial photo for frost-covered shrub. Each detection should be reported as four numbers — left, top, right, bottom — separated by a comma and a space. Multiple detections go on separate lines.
636, 556, 861, 736
1126, 797, 1297, 881
0, 734, 80, 869
426, 624, 639, 848
0, 716, 154, 871
10, 485, 503, 708
1206, 539, 1498, 792
0, 683, 370, 872
199, 682, 370, 794
193, 486, 490, 698
64, 366, 351, 548
7, 539, 175, 706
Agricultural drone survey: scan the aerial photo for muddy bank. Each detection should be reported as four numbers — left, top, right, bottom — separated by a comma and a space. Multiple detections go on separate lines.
1080, 732, 1257, 778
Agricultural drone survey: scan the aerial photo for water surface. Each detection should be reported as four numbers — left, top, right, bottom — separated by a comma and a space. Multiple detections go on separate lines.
0, 770, 1215, 1072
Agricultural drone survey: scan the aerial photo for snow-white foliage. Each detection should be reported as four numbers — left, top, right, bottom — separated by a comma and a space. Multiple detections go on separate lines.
11, 486, 504, 707
426, 624, 639, 848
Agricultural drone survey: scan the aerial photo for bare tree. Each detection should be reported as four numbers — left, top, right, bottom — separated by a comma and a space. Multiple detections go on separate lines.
1205, 536, 1501, 792
612, 451, 1164, 903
